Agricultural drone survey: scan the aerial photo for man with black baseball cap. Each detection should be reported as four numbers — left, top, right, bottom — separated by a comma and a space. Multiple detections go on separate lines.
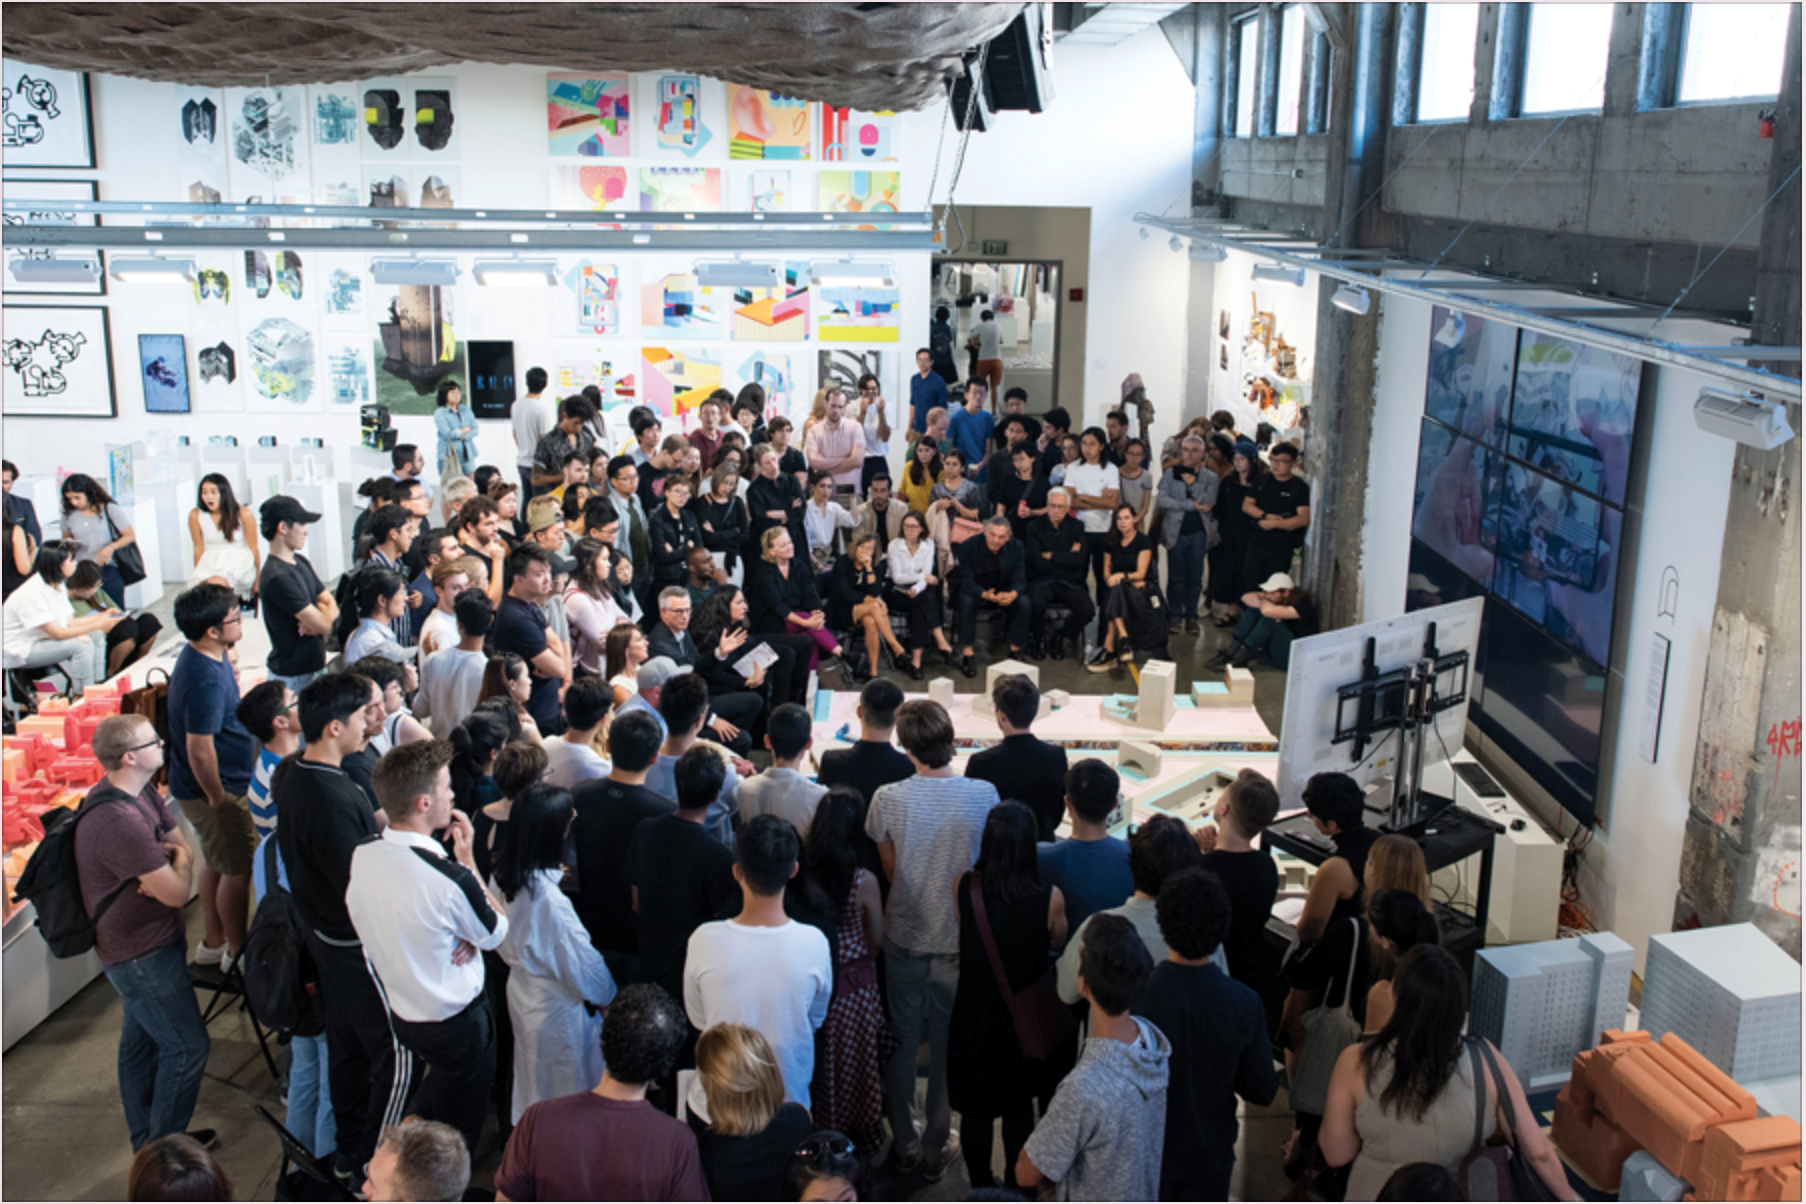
257, 496, 337, 693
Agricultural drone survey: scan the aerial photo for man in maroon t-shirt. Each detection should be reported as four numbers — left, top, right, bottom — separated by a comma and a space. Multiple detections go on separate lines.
73, 713, 212, 1152
494, 984, 707, 1202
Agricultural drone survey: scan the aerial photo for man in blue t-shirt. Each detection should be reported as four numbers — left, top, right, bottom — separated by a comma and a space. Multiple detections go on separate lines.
493, 543, 571, 736
167, 583, 261, 971
1037, 758, 1134, 931
908, 347, 950, 443
947, 381, 996, 484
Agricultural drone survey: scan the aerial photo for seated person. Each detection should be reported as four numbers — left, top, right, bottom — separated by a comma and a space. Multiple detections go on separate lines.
885, 507, 954, 679
1, 540, 118, 694
691, 586, 790, 726
366, 1119, 470, 1204
853, 474, 908, 547
953, 516, 1029, 677
746, 527, 849, 682
992, 439, 1049, 542
684, 546, 727, 614
826, 534, 906, 684
1207, 571, 1319, 671
67, 559, 163, 677
1025, 488, 1096, 663
925, 448, 982, 576
1090, 502, 1166, 672
647, 586, 760, 753
802, 471, 857, 575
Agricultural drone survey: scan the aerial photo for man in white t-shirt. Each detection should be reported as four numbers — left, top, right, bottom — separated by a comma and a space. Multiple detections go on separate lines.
1060, 428, 1122, 610
543, 677, 612, 789
511, 367, 553, 497
683, 814, 831, 1118
417, 592, 492, 740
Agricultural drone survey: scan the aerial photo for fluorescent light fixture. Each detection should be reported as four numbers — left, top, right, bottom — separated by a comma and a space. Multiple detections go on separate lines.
472, 259, 558, 287
108, 255, 196, 282
371, 257, 461, 287
10, 255, 103, 286
1169, 235, 1184, 253
1188, 243, 1228, 264
695, 261, 780, 290
809, 260, 894, 286
1252, 263, 1306, 286
1332, 283, 1372, 315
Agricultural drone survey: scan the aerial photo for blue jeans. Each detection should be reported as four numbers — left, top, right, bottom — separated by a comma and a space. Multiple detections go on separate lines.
1232, 610, 1297, 669
883, 941, 958, 1160
1167, 532, 1207, 619
103, 941, 211, 1151
287, 1033, 338, 1160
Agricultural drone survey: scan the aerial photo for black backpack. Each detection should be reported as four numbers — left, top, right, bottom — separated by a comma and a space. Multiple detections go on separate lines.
10, 791, 132, 959
241, 837, 325, 1039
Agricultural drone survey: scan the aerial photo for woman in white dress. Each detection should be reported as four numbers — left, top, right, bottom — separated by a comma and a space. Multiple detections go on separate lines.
490, 782, 616, 1123
187, 473, 260, 599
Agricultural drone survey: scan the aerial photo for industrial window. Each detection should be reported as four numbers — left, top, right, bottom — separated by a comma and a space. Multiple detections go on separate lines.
1234, 15, 1260, 137
1519, 2, 1613, 115
1275, 4, 1306, 135
1417, 2, 1481, 121
1677, 2, 1791, 103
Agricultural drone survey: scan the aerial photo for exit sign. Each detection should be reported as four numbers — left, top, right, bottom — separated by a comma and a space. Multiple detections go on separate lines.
981, 239, 1009, 255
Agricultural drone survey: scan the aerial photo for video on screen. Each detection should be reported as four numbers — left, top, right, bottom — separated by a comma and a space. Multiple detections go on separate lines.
1507, 333, 1642, 505
1488, 463, 1621, 668
1473, 602, 1605, 826
1425, 306, 1517, 450
1405, 538, 1487, 614
1411, 418, 1503, 587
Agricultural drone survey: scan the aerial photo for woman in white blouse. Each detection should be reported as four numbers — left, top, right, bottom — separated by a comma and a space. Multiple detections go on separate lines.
886, 509, 954, 679
802, 469, 857, 574
0, 541, 121, 694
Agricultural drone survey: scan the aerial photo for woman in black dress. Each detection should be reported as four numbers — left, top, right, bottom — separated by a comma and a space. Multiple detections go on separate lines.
691, 460, 749, 584
948, 801, 1069, 1192
1088, 503, 1167, 670
826, 533, 906, 682
1211, 440, 1265, 625
692, 585, 793, 723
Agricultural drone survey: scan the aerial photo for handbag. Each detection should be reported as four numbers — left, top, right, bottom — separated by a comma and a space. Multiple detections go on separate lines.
1288, 917, 1363, 1116
967, 875, 1077, 1062
950, 516, 984, 543
104, 508, 147, 587
1459, 1038, 1560, 1201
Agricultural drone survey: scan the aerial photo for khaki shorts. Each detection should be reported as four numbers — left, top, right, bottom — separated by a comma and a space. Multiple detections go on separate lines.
175, 793, 258, 877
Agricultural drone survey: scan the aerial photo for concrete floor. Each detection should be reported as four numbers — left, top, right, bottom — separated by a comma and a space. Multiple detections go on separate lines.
3, 542, 1299, 1200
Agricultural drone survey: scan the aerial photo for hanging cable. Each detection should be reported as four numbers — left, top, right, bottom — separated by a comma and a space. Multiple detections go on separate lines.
1644, 163, 1802, 332
938, 40, 990, 255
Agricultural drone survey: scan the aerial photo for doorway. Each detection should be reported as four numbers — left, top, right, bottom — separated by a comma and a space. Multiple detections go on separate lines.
930, 258, 1064, 410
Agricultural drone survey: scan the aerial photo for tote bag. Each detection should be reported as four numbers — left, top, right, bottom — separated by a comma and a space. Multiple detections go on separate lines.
1288, 916, 1363, 1116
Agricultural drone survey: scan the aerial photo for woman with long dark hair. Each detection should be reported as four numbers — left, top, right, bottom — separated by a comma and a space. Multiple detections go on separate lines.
342, 568, 411, 664
448, 709, 510, 822
1321, 945, 1574, 1201
433, 378, 478, 476
900, 436, 942, 516
58, 471, 137, 605
692, 586, 790, 712
1362, 890, 1441, 1034
1211, 440, 1266, 625
67, 560, 162, 677
885, 508, 953, 678
186, 472, 259, 599
492, 782, 616, 1123
3, 508, 35, 600
602, 621, 648, 708
948, 800, 1069, 1191
1, 541, 118, 693
1088, 502, 1167, 670
563, 536, 630, 678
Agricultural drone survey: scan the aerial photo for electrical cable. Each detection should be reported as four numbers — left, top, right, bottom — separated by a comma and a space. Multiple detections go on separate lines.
1643, 163, 1801, 331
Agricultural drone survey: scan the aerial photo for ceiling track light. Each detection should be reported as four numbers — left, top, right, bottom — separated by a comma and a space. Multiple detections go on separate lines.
808, 260, 894, 287
1189, 244, 1227, 263
1332, 283, 1372, 315
695, 261, 781, 289
1252, 263, 1306, 287
1169, 235, 1184, 253
10, 254, 103, 285
370, 257, 462, 287
108, 254, 197, 282
471, 258, 558, 287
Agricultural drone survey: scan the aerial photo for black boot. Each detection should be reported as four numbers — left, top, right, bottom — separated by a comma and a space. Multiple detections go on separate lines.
1045, 632, 1064, 661
1230, 643, 1257, 669
1204, 642, 1243, 671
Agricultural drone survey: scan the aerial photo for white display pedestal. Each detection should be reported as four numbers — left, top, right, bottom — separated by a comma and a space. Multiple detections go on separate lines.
120, 496, 164, 609
16, 474, 60, 537
245, 447, 294, 506
200, 445, 251, 506
286, 478, 345, 582
139, 470, 200, 584
1031, 320, 1055, 359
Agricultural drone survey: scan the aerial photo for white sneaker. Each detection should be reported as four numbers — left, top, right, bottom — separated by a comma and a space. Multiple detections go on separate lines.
194, 941, 227, 966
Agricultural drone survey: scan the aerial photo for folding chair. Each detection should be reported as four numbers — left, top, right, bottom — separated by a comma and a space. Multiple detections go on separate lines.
252, 1103, 358, 1202
195, 960, 282, 1082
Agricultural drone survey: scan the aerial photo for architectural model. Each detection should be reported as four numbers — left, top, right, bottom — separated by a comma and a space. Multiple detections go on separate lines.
1469, 931, 1633, 1092
1639, 924, 1801, 1083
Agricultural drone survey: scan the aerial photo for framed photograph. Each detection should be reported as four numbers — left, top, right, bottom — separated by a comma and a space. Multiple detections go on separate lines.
2, 179, 104, 296
1, 304, 116, 417
0, 61, 96, 168
138, 333, 192, 414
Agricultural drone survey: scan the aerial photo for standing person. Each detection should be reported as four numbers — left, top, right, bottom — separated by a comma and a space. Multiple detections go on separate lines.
3, 458, 42, 544
74, 715, 211, 1153
347, 741, 509, 1157
417, 592, 492, 740
803, 789, 887, 1152
1211, 440, 1265, 625
946, 382, 995, 484
415, 556, 471, 657
864, 700, 1000, 1180
949, 801, 1070, 1192
1037, 406, 1072, 481
1016, 914, 1170, 1201
954, 516, 1031, 675
58, 471, 138, 606
3, 504, 35, 601
885, 508, 954, 678
769, 417, 810, 490
257, 497, 337, 694
529, 396, 598, 493
964, 674, 1069, 841
972, 308, 1003, 400
276, 674, 414, 1188
511, 367, 553, 496
343, 569, 415, 666
693, 461, 750, 585
563, 537, 632, 678
1037, 758, 1133, 932
491, 782, 617, 1124
1103, 410, 1132, 468
601, 455, 651, 585
364, 1121, 469, 1204
433, 379, 477, 478
570, 709, 672, 981
493, 544, 570, 736
993, 441, 1050, 543
1024, 488, 1096, 664
1064, 427, 1123, 613
730, 387, 769, 448
454, 496, 511, 609
738, 702, 827, 834
684, 815, 833, 1118
167, 583, 260, 972
629, 744, 739, 999
644, 674, 744, 842
689, 1025, 818, 1201
1055, 816, 1202, 1003
236, 680, 298, 837
686, 394, 727, 473
816, 677, 912, 822
929, 306, 959, 384
648, 476, 704, 589
1156, 434, 1217, 636
805, 389, 865, 499
853, 374, 892, 495
908, 346, 950, 444
1242, 439, 1311, 592
541, 676, 611, 788
1195, 768, 1282, 1004
746, 443, 808, 563
493, 984, 707, 1202
186, 474, 260, 600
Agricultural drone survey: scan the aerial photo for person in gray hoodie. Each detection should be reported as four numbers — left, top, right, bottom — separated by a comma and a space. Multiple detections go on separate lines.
1017, 913, 1171, 1201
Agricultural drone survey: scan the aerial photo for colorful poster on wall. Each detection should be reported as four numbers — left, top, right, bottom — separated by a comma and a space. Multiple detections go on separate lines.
558, 259, 625, 337
554, 342, 638, 411
1, 305, 114, 417
370, 282, 464, 416
325, 338, 373, 407
727, 86, 812, 160
820, 170, 901, 215
729, 262, 810, 342
815, 282, 900, 343
308, 83, 359, 159
732, 350, 796, 421
552, 165, 633, 211
730, 168, 793, 213
245, 314, 320, 411
548, 74, 632, 157
642, 346, 723, 429
648, 73, 717, 158
639, 166, 722, 211
639, 263, 726, 340
821, 107, 899, 163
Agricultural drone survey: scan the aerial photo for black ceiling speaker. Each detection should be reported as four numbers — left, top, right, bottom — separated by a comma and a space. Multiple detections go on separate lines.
983, 3, 1055, 114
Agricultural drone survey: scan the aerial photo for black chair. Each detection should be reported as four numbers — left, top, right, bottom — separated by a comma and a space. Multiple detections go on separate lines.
195, 959, 281, 1082
252, 1103, 358, 1202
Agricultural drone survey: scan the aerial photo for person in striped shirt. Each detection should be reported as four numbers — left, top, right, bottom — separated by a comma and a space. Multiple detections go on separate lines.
235, 680, 299, 836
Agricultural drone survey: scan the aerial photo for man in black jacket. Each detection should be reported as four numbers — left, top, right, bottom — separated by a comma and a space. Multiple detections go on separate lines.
816, 677, 912, 890
647, 586, 760, 754
1025, 488, 1097, 661
964, 673, 1069, 841
953, 516, 1029, 677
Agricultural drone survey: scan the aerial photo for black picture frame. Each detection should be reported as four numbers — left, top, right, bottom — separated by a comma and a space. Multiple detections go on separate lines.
1, 303, 117, 417
0, 64, 96, 169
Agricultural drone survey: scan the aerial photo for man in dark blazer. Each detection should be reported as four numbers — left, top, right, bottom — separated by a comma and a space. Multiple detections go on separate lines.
815, 678, 911, 891
953, 515, 1029, 677
964, 672, 1069, 841
1025, 488, 1096, 662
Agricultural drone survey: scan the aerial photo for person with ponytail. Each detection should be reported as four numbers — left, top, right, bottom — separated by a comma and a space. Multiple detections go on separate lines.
448, 709, 510, 820
1362, 891, 1440, 1034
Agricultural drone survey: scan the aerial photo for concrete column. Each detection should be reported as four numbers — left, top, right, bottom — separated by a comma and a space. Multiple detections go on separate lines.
1471, 3, 1505, 125
1185, 5, 1228, 420
1601, 2, 1645, 117
1675, 6, 1803, 959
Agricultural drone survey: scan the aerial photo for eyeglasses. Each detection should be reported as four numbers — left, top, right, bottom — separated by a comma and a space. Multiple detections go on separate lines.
795, 1135, 856, 1162
1270, 454, 1296, 464
126, 736, 164, 752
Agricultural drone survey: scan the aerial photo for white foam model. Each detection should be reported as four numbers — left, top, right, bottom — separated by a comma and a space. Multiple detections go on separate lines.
1127, 765, 1236, 829
1639, 923, 1802, 1084
1117, 740, 1162, 780
927, 678, 955, 708
1469, 931, 1633, 1093
1136, 659, 1177, 730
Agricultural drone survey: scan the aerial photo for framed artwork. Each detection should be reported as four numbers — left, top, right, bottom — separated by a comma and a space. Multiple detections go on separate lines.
728, 86, 812, 160
548, 74, 632, 157
1, 61, 95, 168
138, 334, 192, 414
820, 107, 899, 163
820, 169, 900, 215
2, 178, 105, 296
1, 305, 116, 417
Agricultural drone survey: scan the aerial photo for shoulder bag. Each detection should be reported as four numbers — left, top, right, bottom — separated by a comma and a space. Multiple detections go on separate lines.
967, 875, 1077, 1062
1288, 916, 1363, 1116
1459, 1037, 1560, 1201
105, 507, 147, 587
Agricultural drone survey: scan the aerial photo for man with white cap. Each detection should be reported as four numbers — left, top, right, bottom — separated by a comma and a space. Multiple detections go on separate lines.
616, 655, 683, 742
1204, 572, 1318, 671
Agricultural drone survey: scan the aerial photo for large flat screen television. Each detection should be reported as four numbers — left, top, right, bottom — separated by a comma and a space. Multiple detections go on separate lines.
467, 340, 516, 420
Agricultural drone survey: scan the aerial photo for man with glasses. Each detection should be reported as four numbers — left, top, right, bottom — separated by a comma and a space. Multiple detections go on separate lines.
75, 713, 213, 1154
1240, 440, 1311, 591
167, 583, 260, 974
646, 586, 760, 755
